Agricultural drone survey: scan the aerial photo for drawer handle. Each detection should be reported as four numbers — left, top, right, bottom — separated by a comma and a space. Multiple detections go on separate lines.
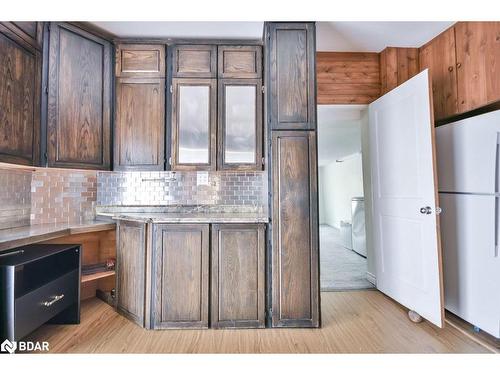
42, 294, 65, 307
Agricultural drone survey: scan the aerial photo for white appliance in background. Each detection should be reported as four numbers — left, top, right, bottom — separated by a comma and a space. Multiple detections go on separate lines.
436, 109, 500, 339
351, 197, 367, 257
339, 221, 353, 250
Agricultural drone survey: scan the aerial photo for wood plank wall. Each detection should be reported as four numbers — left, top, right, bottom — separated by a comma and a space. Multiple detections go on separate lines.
380, 47, 419, 95
316, 52, 380, 104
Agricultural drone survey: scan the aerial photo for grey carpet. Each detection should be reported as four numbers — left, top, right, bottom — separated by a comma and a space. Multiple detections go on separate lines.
320, 224, 374, 291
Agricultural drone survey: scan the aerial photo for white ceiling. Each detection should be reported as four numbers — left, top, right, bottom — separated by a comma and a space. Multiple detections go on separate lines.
316, 22, 454, 52
91, 21, 455, 52
318, 105, 366, 166
90, 22, 264, 40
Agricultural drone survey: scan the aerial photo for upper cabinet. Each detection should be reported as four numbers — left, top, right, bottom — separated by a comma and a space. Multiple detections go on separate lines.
0, 23, 41, 166
267, 23, 316, 130
114, 43, 166, 171
116, 43, 165, 78
380, 47, 419, 95
172, 45, 217, 78
47, 22, 112, 170
218, 45, 262, 79
454, 22, 500, 114
419, 27, 459, 120
171, 78, 217, 170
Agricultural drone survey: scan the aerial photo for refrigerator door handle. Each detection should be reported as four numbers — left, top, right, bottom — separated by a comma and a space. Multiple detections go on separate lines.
496, 196, 499, 258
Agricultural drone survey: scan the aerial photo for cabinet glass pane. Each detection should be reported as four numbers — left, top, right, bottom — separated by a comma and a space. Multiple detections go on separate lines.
225, 86, 256, 164
178, 85, 210, 164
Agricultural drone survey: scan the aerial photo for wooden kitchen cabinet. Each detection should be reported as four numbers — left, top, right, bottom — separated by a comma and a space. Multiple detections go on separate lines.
152, 224, 209, 329
47, 22, 112, 170
419, 27, 459, 120
218, 45, 262, 79
380, 47, 419, 95
217, 78, 263, 171
271, 131, 320, 328
115, 43, 165, 78
114, 78, 165, 171
455, 22, 500, 114
172, 45, 217, 78
0, 23, 41, 166
267, 23, 316, 130
116, 220, 147, 327
171, 78, 217, 170
211, 224, 265, 329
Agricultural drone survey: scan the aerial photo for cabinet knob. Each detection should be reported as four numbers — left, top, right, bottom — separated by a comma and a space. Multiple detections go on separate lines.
456, 62, 462, 68
448, 66, 454, 72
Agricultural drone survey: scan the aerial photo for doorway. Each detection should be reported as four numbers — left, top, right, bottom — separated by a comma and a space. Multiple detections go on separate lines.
318, 104, 374, 291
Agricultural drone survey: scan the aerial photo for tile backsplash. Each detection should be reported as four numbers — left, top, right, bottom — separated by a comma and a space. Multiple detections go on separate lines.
0, 169, 32, 230
97, 171, 268, 213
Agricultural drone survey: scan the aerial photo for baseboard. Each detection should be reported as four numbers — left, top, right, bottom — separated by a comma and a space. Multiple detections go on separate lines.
366, 272, 376, 286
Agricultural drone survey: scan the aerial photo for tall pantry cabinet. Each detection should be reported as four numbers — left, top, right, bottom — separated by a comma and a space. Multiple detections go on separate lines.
265, 22, 320, 328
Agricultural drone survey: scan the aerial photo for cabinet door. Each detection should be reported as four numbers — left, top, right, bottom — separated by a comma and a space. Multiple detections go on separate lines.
171, 78, 216, 170
114, 78, 165, 171
116, 220, 147, 327
419, 27, 458, 120
47, 22, 112, 170
211, 224, 265, 328
267, 23, 316, 130
172, 45, 217, 78
272, 131, 319, 327
152, 224, 209, 329
0, 24, 41, 166
218, 45, 262, 79
218, 78, 263, 171
115, 44, 165, 78
455, 22, 500, 113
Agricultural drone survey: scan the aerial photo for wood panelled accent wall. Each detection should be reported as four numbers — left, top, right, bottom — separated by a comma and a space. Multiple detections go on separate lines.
380, 47, 419, 95
316, 52, 380, 104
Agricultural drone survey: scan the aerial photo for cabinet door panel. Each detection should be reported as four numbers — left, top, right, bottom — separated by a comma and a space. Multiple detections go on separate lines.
268, 23, 316, 130
171, 78, 216, 170
152, 224, 209, 329
218, 45, 262, 78
419, 27, 458, 120
455, 22, 500, 113
115, 78, 165, 170
272, 131, 319, 327
211, 224, 265, 328
172, 45, 216, 78
47, 23, 111, 170
218, 78, 262, 171
116, 44, 165, 78
0, 26, 41, 165
116, 220, 146, 327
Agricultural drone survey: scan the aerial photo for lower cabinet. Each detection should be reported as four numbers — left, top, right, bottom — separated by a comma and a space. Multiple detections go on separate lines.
116, 220, 147, 327
152, 224, 210, 329
211, 224, 265, 328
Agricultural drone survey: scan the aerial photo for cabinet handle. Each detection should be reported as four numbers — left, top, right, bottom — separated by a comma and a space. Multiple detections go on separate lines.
456, 62, 462, 68
42, 294, 65, 307
448, 66, 454, 72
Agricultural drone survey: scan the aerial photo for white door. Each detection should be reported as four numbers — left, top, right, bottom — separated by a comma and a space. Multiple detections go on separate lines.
368, 69, 444, 327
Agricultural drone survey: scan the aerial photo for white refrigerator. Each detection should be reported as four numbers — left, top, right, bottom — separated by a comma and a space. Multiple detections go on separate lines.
436, 109, 500, 339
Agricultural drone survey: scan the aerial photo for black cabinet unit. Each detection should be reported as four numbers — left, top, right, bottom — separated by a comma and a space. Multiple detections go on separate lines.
0, 244, 81, 342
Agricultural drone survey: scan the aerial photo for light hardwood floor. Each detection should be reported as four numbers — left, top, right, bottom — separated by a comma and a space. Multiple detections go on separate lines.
26, 291, 491, 353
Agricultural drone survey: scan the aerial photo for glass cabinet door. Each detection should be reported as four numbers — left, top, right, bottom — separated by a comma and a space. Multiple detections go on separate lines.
218, 79, 262, 170
171, 78, 216, 170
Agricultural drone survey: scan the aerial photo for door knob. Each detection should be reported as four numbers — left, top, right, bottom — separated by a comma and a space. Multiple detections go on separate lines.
420, 206, 432, 214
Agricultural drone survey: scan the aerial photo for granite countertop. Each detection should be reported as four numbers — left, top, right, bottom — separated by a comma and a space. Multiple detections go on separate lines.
0, 220, 116, 252
97, 212, 269, 224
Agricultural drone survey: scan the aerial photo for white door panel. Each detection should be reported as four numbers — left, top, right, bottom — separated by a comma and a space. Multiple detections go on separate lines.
440, 193, 500, 338
369, 70, 444, 327
436, 110, 500, 194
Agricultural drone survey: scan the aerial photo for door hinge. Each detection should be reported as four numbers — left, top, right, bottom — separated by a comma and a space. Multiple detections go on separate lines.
44, 85, 48, 94
261, 85, 265, 94
169, 85, 173, 93
262, 157, 265, 166
168, 157, 172, 165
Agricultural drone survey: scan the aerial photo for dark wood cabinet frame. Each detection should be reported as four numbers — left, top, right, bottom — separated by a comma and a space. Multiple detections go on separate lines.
170, 78, 217, 171
217, 78, 263, 171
